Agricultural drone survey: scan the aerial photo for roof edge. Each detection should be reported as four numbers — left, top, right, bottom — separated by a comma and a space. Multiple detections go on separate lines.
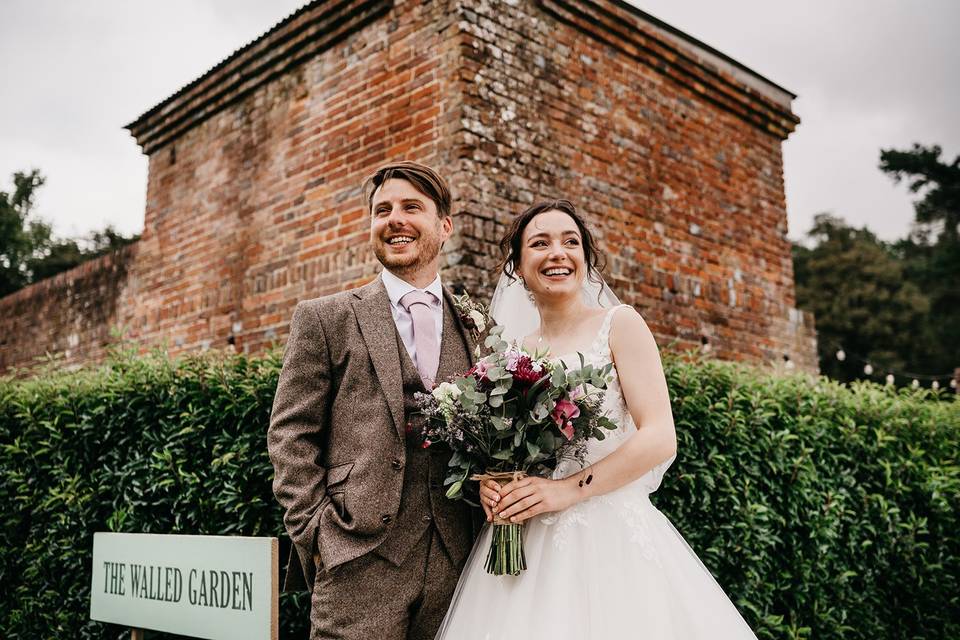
539, 0, 800, 139
611, 0, 797, 101
125, 0, 393, 154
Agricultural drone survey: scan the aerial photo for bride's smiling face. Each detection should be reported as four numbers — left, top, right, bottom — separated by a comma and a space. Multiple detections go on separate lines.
517, 209, 587, 299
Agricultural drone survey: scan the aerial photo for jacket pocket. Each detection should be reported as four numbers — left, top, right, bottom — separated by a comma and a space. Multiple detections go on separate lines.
326, 461, 354, 520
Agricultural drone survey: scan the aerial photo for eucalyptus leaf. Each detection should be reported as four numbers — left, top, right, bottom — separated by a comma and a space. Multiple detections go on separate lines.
445, 480, 463, 499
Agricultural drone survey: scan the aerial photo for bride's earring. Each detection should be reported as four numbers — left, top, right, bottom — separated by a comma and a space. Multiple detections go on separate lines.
519, 276, 535, 302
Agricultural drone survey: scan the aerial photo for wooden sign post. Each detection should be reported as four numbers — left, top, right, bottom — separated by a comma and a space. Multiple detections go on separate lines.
90, 533, 278, 640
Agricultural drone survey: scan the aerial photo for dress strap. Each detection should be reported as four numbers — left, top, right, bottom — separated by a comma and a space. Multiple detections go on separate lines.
595, 304, 627, 357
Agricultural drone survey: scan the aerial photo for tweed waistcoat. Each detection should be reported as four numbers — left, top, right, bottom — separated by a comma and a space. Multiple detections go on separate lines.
373, 300, 474, 566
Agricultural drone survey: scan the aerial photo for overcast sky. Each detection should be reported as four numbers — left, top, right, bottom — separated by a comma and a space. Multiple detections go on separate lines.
1, 0, 958, 244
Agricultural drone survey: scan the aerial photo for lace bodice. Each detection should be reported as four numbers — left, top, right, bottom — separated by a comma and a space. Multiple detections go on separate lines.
551, 304, 676, 493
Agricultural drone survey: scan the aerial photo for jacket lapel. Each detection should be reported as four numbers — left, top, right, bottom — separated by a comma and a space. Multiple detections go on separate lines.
353, 277, 406, 440
353, 278, 477, 442
441, 285, 477, 367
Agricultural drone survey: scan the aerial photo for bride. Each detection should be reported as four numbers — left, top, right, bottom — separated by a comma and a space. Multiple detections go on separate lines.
435, 200, 758, 639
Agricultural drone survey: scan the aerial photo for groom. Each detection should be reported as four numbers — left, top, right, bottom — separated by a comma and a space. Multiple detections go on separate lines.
268, 161, 478, 639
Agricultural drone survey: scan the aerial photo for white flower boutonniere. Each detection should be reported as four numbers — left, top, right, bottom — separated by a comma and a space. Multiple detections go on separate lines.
451, 290, 488, 347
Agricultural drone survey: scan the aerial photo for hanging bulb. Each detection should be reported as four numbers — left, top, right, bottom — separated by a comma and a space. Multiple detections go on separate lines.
932, 380, 940, 390
863, 364, 873, 375
836, 349, 846, 361
911, 379, 920, 388
885, 374, 895, 385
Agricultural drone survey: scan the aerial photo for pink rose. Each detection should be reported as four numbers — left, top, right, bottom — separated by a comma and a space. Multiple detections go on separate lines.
552, 397, 581, 440
469, 360, 491, 380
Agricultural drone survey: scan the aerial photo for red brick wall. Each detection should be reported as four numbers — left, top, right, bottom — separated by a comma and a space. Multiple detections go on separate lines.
450, 0, 816, 369
0, 0, 816, 375
119, 0, 465, 357
0, 244, 136, 373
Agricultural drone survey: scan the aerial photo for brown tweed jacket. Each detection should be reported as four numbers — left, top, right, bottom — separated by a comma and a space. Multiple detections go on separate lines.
267, 275, 477, 591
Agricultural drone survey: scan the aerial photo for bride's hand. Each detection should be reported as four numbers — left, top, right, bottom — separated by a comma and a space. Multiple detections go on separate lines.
493, 476, 579, 523
479, 479, 502, 522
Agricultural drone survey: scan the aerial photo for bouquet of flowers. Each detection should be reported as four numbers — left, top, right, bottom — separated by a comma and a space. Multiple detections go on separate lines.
416, 324, 617, 575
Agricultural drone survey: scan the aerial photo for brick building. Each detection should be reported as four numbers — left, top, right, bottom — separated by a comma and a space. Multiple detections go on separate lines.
0, 0, 817, 375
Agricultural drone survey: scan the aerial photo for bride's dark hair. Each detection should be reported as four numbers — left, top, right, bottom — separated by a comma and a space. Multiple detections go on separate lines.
495, 199, 607, 284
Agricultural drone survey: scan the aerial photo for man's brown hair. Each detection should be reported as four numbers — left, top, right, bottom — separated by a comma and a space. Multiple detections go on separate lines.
361, 161, 452, 218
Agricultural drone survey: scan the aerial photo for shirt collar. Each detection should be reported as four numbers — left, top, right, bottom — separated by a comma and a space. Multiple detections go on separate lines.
381, 268, 443, 308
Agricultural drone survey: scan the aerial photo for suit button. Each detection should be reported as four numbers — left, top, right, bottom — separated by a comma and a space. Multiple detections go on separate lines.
421, 515, 432, 523
391, 459, 403, 470
381, 514, 393, 524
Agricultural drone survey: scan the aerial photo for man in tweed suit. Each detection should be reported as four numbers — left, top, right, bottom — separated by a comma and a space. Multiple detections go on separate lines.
268, 161, 478, 639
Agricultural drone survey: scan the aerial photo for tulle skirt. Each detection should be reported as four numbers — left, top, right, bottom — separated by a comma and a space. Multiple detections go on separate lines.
435, 481, 757, 640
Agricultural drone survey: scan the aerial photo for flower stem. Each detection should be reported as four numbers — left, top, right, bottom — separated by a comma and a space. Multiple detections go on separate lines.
484, 522, 526, 576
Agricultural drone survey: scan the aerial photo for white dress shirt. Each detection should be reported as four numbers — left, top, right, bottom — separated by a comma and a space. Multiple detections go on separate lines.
380, 268, 444, 371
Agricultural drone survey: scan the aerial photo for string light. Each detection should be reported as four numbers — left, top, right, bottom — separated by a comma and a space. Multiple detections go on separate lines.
827, 342, 957, 390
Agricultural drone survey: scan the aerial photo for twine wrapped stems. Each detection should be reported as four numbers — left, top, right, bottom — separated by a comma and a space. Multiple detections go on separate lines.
471, 470, 527, 575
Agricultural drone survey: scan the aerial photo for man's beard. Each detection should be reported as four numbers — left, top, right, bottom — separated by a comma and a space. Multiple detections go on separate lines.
374, 233, 443, 276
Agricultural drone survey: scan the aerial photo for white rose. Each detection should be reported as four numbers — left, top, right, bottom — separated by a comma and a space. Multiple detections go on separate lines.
469, 309, 486, 332
432, 381, 461, 402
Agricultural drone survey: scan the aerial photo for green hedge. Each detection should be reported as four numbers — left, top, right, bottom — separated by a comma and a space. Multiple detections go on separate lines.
1, 348, 957, 639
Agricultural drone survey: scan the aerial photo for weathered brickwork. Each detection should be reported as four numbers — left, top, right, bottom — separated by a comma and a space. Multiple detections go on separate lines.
0, 0, 817, 375
0, 245, 136, 372
451, 0, 814, 367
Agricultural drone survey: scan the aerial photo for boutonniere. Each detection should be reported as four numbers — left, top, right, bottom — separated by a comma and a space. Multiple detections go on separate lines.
451, 291, 488, 348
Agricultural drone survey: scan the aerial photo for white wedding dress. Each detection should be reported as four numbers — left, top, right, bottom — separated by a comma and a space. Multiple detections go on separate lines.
435, 305, 758, 639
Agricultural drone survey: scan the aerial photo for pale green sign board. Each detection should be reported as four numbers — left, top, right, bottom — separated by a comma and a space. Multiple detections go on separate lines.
90, 532, 278, 640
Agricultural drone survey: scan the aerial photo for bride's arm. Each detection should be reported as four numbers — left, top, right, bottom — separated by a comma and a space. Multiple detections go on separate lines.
492, 306, 678, 523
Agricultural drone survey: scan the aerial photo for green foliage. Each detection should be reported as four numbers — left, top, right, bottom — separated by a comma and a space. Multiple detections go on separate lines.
1, 349, 957, 639
0, 170, 139, 297
0, 170, 50, 296
793, 143, 959, 387
881, 143, 960, 378
879, 143, 959, 244
792, 214, 931, 383
0, 348, 308, 639
659, 356, 958, 639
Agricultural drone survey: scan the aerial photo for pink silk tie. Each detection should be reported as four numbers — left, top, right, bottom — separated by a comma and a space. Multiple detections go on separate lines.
399, 290, 440, 389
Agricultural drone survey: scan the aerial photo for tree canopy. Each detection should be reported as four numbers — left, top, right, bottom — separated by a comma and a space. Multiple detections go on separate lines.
794, 143, 959, 388
0, 169, 139, 298
880, 143, 960, 244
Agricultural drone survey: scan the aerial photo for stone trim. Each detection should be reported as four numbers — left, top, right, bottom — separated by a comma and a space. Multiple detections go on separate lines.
126, 0, 393, 154
537, 0, 800, 139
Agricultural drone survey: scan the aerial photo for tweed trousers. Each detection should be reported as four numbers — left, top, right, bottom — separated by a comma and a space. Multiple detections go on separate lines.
309, 526, 463, 640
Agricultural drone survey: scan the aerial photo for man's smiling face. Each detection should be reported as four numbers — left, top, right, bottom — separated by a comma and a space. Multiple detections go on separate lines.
369, 178, 452, 282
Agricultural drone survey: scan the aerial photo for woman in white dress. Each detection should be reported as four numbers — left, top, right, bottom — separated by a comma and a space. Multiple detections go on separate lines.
435, 200, 758, 639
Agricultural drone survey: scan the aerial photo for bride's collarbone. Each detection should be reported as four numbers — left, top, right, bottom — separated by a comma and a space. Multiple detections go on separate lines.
526, 309, 610, 357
